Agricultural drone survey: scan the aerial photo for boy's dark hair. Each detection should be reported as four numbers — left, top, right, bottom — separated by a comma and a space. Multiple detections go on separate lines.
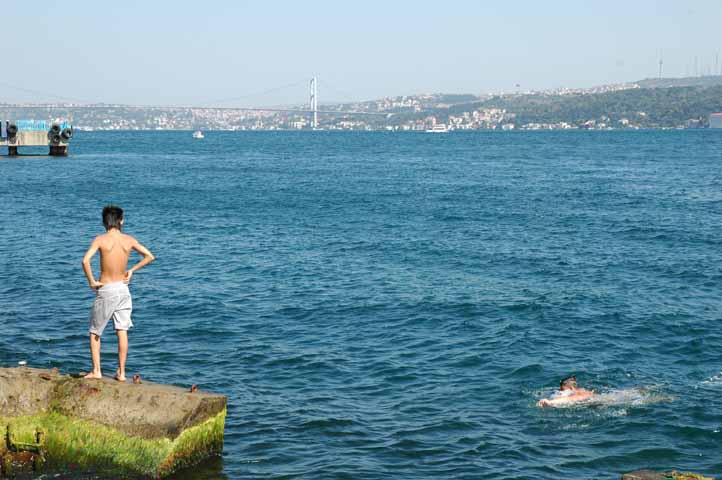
102, 205, 124, 230
560, 376, 577, 390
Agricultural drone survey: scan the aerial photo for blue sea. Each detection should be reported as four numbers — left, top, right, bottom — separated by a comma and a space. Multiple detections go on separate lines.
1, 131, 721, 479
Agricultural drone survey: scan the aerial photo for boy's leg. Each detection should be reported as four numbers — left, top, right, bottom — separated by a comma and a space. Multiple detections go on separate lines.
84, 334, 102, 379
115, 330, 128, 382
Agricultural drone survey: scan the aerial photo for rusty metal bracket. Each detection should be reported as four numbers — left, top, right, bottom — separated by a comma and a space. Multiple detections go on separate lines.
2, 425, 46, 476
6, 425, 44, 454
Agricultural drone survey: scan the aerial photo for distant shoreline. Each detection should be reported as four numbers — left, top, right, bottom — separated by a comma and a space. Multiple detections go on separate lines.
67, 127, 720, 132
3, 75, 722, 131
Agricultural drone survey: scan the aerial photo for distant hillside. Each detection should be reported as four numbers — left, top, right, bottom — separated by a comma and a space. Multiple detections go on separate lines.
635, 75, 722, 89
466, 84, 722, 127
325, 75, 722, 129
373, 80, 722, 129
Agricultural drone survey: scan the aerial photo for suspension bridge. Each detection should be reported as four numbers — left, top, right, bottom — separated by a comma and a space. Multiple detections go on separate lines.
0, 77, 390, 130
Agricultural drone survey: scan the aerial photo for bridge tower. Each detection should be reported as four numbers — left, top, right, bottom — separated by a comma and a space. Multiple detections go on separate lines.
310, 77, 318, 129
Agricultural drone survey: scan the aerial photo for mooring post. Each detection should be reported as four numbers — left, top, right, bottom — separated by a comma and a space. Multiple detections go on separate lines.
49, 145, 67, 156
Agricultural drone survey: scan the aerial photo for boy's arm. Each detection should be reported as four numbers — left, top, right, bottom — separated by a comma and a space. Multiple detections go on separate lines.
123, 239, 156, 284
82, 238, 103, 289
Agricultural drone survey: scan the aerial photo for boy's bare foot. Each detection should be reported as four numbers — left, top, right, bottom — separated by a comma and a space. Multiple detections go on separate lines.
114, 369, 127, 382
84, 372, 102, 379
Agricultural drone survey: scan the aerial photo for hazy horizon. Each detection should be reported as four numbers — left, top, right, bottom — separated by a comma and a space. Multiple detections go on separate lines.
3, 0, 722, 107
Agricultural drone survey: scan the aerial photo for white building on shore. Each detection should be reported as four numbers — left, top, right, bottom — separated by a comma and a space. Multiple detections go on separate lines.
710, 113, 722, 128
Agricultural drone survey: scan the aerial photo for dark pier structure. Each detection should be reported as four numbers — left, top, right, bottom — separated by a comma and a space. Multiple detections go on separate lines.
0, 120, 73, 156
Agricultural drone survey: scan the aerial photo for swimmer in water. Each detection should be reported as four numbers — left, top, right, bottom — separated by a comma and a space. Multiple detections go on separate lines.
537, 375, 596, 407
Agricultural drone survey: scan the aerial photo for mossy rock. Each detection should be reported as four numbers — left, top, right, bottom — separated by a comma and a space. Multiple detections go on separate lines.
623, 470, 715, 480
0, 367, 226, 478
664, 472, 715, 480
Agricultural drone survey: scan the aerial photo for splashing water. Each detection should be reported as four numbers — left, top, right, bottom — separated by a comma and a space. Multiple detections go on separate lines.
699, 373, 722, 387
591, 387, 674, 407
537, 387, 673, 409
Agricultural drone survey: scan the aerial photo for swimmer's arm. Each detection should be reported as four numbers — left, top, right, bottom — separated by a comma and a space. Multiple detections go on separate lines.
537, 397, 569, 407
539, 392, 595, 407
124, 238, 156, 283
82, 238, 103, 289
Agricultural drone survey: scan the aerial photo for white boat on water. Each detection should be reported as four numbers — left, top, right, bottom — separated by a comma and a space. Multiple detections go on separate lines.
192, 130, 205, 139
426, 124, 450, 133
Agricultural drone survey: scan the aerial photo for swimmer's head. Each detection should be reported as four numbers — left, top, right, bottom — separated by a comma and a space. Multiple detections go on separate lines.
560, 376, 577, 391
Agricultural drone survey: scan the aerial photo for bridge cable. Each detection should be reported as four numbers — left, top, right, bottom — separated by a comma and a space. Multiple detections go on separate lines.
197, 79, 309, 108
318, 79, 359, 105
0, 80, 98, 105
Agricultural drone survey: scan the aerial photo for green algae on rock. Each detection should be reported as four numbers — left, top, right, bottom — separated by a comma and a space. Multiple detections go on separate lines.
0, 367, 226, 478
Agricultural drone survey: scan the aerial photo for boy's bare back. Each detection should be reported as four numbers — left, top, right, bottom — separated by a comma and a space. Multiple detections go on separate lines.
82, 205, 155, 290
91, 231, 151, 284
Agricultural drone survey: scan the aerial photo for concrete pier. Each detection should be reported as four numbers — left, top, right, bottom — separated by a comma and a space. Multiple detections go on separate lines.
0, 120, 72, 156
0, 367, 226, 478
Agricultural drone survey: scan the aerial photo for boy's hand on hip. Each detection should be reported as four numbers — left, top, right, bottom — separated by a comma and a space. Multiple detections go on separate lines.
123, 270, 133, 284
89, 280, 104, 290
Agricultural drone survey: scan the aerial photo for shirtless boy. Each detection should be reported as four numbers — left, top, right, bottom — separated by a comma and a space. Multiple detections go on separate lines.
537, 375, 596, 407
81, 205, 155, 381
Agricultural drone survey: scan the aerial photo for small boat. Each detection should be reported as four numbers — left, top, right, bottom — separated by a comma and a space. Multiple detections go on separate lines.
426, 124, 449, 133
192, 130, 205, 139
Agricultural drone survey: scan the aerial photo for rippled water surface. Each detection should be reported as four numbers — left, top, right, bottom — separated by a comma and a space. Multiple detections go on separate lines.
1, 131, 722, 479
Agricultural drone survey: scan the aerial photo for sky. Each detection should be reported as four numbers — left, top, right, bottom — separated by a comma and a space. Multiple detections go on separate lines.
2, 0, 722, 106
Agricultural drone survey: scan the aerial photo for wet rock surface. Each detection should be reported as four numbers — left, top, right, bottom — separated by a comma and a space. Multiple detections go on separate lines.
0, 366, 225, 439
